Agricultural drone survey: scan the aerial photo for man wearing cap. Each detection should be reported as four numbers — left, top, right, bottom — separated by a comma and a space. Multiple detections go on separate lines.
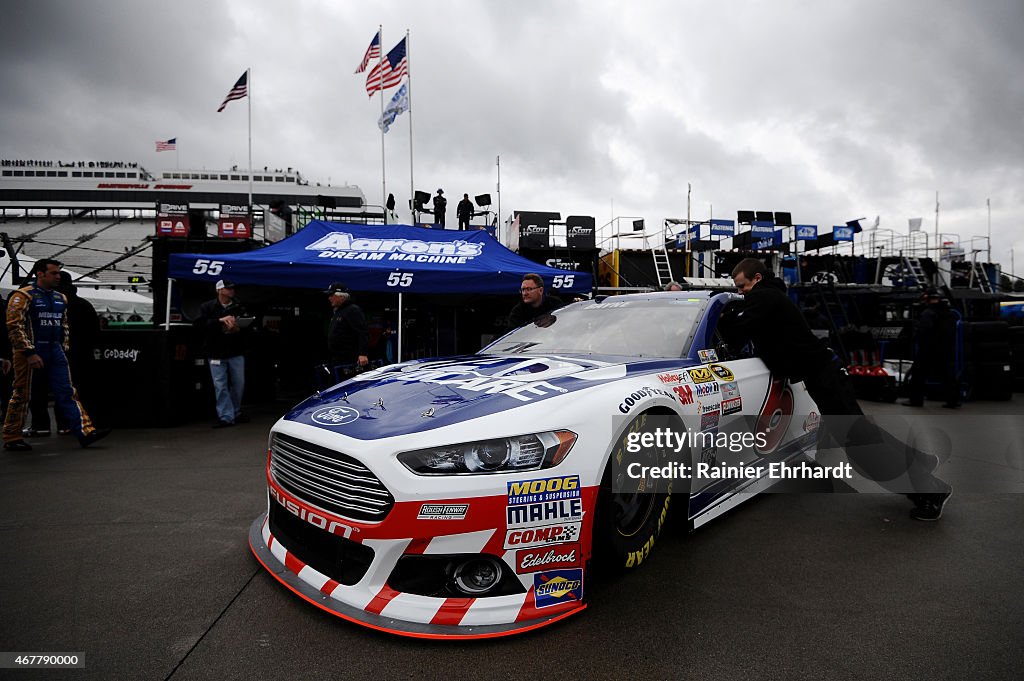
432, 189, 447, 227
198, 279, 248, 428
325, 283, 369, 370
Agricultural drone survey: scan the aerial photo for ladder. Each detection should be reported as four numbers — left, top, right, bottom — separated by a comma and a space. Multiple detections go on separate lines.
651, 244, 674, 288
901, 256, 929, 290
968, 259, 992, 293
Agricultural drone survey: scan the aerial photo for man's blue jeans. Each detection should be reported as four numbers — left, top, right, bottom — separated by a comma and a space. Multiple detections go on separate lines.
209, 355, 244, 423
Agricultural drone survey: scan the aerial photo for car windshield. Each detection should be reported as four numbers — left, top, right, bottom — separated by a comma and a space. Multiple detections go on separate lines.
484, 297, 706, 358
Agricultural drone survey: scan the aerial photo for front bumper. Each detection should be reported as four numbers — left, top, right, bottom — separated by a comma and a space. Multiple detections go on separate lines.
248, 512, 587, 639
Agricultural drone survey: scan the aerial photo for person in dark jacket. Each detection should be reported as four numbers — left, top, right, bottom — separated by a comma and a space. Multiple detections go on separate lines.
718, 258, 951, 521
457, 193, 474, 230
904, 289, 960, 408
325, 282, 369, 368
432, 189, 447, 227
508, 273, 564, 330
197, 279, 248, 428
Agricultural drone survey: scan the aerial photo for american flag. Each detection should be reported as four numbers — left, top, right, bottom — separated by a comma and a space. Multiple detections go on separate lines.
217, 71, 248, 112
354, 31, 380, 74
365, 38, 408, 97
155, 138, 176, 152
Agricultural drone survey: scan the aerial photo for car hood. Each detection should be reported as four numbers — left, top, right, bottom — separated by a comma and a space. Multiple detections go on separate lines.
284, 354, 701, 440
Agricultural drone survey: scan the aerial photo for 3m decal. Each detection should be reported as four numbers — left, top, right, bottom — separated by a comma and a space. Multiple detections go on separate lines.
534, 569, 584, 608
516, 543, 582, 573
673, 384, 693, 405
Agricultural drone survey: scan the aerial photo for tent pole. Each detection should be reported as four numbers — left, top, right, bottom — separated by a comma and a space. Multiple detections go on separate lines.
397, 292, 403, 362
164, 278, 174, 331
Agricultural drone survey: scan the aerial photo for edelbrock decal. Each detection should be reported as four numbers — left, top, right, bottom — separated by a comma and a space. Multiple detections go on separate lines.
516, 543, 582, 573
311, 406, 360, 425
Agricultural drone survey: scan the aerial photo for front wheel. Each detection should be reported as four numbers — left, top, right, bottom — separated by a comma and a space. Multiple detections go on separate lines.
592, 412, 676, 573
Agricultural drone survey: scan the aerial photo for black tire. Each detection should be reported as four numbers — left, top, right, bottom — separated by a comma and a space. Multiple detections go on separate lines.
592, 412, 676, 574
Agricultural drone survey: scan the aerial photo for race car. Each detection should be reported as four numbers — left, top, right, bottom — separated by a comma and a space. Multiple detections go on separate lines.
249, 290, 822, 639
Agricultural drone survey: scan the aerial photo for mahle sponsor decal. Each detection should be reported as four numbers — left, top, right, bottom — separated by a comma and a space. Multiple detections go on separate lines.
417, 503, 469, 520
506, 499, 584, 527
516, 544, 582, 573
534, 569, 584, 608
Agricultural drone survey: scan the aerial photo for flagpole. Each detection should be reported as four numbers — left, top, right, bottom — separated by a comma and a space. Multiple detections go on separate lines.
378, 25, 387, 221
247, 68, 253, 230
405, 29, 414, 226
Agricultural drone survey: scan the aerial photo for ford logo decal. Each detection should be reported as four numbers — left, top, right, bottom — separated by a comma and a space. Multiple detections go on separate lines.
311, 406, 360, 426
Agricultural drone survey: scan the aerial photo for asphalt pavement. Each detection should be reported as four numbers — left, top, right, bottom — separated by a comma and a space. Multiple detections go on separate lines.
1, 399, 1022, 680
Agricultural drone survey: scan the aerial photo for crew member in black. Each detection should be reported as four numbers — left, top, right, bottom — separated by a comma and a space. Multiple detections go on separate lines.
432, 189, 447, 227
457, 193, 474, 230
904, 289, 960, 409
718, 258, 951, 521
508, 273, 564, 329
325, 282, 369, 368
197, 279, 248, 428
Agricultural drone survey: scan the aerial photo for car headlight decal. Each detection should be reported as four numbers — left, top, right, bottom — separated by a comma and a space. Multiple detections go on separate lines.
398, 430, 577, 475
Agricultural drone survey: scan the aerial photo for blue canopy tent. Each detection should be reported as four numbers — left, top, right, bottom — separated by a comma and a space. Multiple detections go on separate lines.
167, 220, 592, 357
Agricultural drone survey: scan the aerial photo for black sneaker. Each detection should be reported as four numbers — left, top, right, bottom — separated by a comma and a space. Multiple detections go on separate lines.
212, 420, 235, 429
78, 428, 112, 448
4, 440, 33, 452
910, 491, 952, 521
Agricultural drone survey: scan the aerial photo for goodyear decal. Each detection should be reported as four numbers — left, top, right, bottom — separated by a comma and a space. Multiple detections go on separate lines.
708, 363, 735, 381
534, 569, 584, 608
687, 366, 716, 384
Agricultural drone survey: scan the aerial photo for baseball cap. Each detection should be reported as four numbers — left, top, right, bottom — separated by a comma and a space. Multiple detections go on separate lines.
215, 279, 235, 290
324, 282, 349, 295
437, 188, 444, 194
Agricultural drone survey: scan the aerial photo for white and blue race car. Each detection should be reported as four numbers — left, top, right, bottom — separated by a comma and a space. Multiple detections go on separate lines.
249, 290, 822, 638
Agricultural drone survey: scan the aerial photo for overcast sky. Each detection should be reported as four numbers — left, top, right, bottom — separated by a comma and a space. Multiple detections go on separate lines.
2, 0, 1022, 271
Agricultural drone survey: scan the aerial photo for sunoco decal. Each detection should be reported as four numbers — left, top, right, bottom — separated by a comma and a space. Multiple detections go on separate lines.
417, 503, 469, 520
306, 231, 484, 263
534, 569, 584, 608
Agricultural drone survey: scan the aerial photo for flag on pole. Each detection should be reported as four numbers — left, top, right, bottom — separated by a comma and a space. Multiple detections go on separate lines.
355, 31, 381, 74
909, 217, 923, 232
365, 38, 408, 96
217, 71, 248, 112
155, 138, 177, 152
378, 84, 410, 133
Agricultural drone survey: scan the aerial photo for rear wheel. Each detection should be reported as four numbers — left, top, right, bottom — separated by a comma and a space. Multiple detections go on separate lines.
593, 412, 677, 573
